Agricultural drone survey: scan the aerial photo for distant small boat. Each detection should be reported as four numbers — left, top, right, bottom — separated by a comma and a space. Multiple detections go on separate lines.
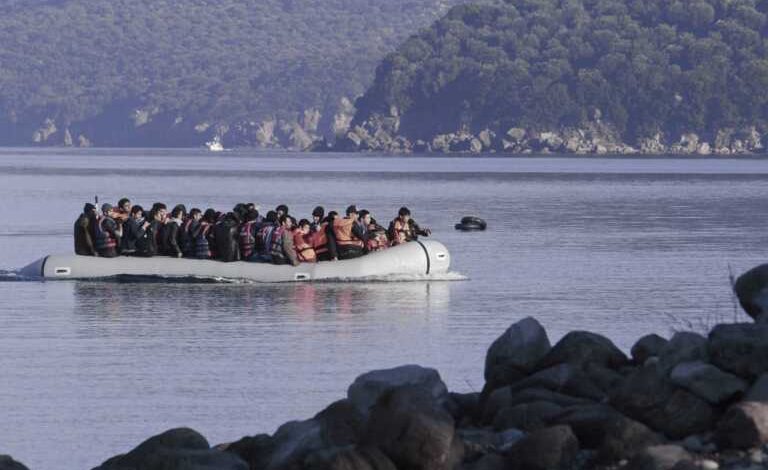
206, 136, 224, 152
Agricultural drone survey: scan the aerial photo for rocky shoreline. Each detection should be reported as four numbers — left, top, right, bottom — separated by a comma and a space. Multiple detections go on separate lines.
4, 264, 768, 470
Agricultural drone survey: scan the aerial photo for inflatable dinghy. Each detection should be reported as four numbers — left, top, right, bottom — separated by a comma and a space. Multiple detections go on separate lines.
19, 240, 450, 282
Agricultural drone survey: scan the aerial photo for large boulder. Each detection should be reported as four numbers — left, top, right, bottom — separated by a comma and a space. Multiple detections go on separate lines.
611, 366, 715, 439
484, 317, 551, 388
596, 417, 664, 464
631, 334, 668, 364
626, 445, 692, 470
548, 404, 626, 449
93, 428, 248, 470
715, 401, 768, 449
745, 373, 768, 402
657, 332, 707, 373
734, 263, 768, 320
507, 364, 606, 401
508, 387, 593, 408
708, 323, 768, 379
0, 456, 29, 470
348, 365, 448, 414
508, 425, 579, 470
363, 385, 463, 470
224, 434, 275, 470
304, 446, 397, 470
538, 331, 628, 370
669, 361, 748, 404
266, 399, 366, 470
492, 401, 563, 432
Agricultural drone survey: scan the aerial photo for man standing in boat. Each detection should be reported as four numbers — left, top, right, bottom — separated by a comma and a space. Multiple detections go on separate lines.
389, 207, 431, 245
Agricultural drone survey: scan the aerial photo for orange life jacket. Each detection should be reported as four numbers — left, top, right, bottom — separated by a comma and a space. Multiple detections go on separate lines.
333, 217, 363, 248
309, 223, 329, 255
293, 231, 317, 263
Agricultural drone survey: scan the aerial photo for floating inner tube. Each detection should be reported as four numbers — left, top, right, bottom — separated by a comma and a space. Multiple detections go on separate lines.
455, 216, 487, 231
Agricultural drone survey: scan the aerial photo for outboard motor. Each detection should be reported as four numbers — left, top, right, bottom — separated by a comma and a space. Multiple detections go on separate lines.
455, 216, 487, 231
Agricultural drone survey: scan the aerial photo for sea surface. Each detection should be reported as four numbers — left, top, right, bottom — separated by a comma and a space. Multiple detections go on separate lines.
0, 148, 765, 469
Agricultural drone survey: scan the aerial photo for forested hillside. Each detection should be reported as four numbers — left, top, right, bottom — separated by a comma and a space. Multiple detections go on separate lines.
0, 0, 460, 147
345, 0, 768, 154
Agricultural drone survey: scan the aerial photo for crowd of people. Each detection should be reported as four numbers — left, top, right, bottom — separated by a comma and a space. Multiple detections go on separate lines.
73, 198, 431, 265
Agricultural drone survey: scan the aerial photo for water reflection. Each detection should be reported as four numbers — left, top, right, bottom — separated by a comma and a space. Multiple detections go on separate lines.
73, 281, 452, 324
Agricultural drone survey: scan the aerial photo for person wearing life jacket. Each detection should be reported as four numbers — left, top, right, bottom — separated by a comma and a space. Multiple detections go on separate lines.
256, 210, 278, 262
275, 204, 289, 219
270, 215, 299, 266
214, 212, 241, 262
181, 208, 202, 257
192, 209, 217, 259
307, 211, 333, 262
121, 205, 149, 256
113, 197, 132, 223
293, 219, 317, 263
388, 206, 431, 246
238, 209, 261, 261
359, 212, 389, 253
161, 205, 186, 258
137, 205, 166, 257
95, 203, 123, 258
332, 205, 366, 260
310, 206, 325, 233
74, 202, 98, 256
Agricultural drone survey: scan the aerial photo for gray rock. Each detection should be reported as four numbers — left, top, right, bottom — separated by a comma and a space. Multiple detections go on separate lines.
495, 428, 526, 452
715, 401, 768, 449
484, 317, 551, 388
538, 330, 628, 370
734, 264, 768, 320
611, 366, 715, 439
348, 364, 448, 414
506, 128, 527, 142
632, 334, 669, 364
465, 453, 506, 470
364, 385, 463, 470
508, 363, 607, 401
305, 446, 397, 470
669, 360, 748, 404
584, 362, 624, 392
0, 456, 29, 470
224, 434, 274, 470
93, 428, 248, 470
746, 374, 768, 402
548, 404, 626, 449
708, 323, 768, 379
626, 445, 692, 470
596, 416, 664, 464
509, 425, 579, 470
508, 387, 594, 408
492, 401, 563, 432
658, 332, 707, 373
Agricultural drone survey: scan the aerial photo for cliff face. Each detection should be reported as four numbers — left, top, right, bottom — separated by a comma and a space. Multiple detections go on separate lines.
338, 0, 768, 154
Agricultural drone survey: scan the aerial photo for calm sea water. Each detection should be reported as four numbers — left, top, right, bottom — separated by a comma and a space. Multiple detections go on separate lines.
0, 148, 765, 469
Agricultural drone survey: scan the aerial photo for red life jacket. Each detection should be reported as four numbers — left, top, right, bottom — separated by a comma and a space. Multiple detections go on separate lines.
239, 221, 256, 259
390, 218, 412, 245
333, 217, 363, 248
195, 222, 212, 259
310, 223, 329, 255
269, 226, 286, 260
95, 216, 117, 251
294, 231, 317, 263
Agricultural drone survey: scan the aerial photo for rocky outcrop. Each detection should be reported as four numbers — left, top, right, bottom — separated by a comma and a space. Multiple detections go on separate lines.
0, 456, 29, 470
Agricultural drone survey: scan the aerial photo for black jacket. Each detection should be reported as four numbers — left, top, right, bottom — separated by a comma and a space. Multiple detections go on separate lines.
74, 213, 96, 256
137, 220, 162, 257
121, 218, 147, 254
214, 218, 240, 262
162, 219, 183, 257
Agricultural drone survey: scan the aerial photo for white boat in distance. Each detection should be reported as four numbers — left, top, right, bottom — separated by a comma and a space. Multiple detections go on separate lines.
20, 240, 451, 282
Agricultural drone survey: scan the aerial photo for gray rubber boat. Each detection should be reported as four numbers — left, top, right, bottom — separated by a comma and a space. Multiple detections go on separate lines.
19, 240, 450, 282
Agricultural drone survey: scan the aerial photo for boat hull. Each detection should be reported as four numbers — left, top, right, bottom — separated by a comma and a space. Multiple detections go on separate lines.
20, 240, 450, 282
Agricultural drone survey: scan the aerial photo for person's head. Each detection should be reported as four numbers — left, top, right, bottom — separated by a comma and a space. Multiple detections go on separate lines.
190, 208, 202, 221
203, 208, 217, 223
359, 210, 371, 226
233, 203, 246, 218
246, 202, 258, 212
130, 205, 144, 220
266, 210, 277, 223
324, 210, 338, 223
83, 202, 96, 216
275, 204, 289, 217
398, 206, 411, 223
279, 214, 293, 229
171, 204, 186, 220
152, 203, 167, 221
346, 205, 358, 221
245, 209, 258, 222
101, 203, 114, 216
312, 206, 325, 222
298, 218, 311, 234
117, 198, 131, 212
